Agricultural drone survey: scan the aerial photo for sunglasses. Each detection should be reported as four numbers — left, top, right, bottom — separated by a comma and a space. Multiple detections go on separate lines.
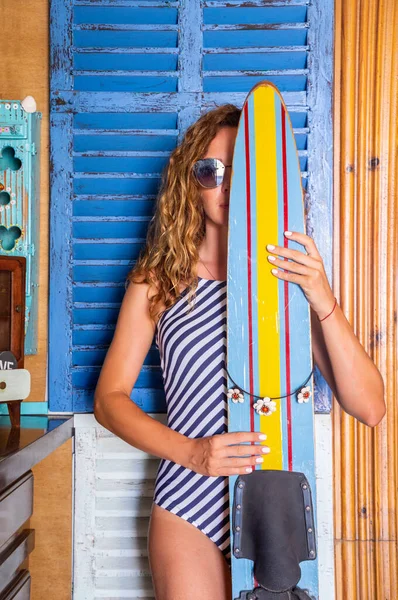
192, 158, 232, 189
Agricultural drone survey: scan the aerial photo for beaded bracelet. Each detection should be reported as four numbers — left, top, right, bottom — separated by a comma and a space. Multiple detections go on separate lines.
318, 297, 338, 322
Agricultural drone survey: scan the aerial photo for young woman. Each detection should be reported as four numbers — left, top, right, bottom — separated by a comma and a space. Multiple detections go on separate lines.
93, 104, 385, 600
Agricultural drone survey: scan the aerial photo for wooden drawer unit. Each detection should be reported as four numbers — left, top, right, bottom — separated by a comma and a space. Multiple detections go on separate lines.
0, 472, 34, 597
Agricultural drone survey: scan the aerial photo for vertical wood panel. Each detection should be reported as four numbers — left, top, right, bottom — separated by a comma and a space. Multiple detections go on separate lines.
30, 439, 73, 600
49, 113, 74, 411
306, 0, 334, 414
177, 0, 202, 140
333, 0, 398, 596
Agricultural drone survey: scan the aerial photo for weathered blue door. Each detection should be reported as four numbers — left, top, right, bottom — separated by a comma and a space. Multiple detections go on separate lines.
49, 0, 333, 414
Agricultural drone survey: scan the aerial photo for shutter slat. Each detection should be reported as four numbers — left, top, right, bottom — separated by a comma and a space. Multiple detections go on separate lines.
204, 69, 308, 76
74, 7, 178, 25
73, 194, 157, 200
203, 6, 307, 23
74, 30, 178, 48
74, 24, 179, 30
205, 0, 308, 5
203, 23, 308, 30
204, 45, 308, 53
75, 46, 179, 53
75, 0, 179, 5
54, 91, 307, 110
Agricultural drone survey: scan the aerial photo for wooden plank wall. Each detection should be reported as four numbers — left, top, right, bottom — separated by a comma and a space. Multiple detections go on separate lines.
0, 0, 73, 597
333, 0, 398, 596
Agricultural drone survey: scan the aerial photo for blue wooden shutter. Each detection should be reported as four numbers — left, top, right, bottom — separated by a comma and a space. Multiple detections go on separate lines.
49, 0, 333, 413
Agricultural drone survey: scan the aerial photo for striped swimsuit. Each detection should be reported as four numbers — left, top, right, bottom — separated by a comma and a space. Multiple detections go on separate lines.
153, 276, 231, 565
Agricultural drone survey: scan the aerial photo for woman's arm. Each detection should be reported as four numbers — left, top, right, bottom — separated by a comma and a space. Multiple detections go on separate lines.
310, 305, 385, 426
266, 231, 386, 428
94, 281, 191, 467
95, 390, 193, 465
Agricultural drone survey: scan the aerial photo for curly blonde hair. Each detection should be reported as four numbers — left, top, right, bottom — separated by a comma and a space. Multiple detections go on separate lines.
126, 104, 241, 322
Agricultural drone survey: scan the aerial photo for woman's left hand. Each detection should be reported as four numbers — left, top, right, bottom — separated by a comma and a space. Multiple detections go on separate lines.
266, 231, 335, 320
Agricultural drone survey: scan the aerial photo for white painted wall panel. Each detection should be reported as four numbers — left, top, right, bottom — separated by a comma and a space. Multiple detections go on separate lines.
73, 413, 334, 599
73, 413, 167, 599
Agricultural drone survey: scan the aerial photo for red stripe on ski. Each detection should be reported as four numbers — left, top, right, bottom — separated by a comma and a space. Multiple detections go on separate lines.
244, 97, 258, 591
281, 105, 293, 471
244, 104, 254, 434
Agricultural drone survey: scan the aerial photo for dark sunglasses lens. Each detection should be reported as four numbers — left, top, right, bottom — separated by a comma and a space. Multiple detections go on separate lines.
194, 160, 223, 188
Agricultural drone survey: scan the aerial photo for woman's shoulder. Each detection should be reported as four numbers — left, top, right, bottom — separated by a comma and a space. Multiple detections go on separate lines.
139, 270, 192, 325
123, 271, 161, 328
126, 269, 197, 312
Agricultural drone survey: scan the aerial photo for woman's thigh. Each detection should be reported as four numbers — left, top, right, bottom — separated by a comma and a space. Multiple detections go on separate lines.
147, 503, 232, 600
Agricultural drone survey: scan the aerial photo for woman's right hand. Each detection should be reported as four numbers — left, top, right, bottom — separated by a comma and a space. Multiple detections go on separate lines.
186, 432, 271, 477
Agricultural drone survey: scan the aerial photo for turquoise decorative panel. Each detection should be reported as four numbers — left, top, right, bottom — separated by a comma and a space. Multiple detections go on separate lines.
0, 99, 42, 354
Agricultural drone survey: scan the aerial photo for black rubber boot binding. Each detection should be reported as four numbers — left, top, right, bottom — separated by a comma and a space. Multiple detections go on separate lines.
232, 470, 317, 600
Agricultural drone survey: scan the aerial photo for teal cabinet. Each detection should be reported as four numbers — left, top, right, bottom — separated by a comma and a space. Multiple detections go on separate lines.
0, 99, 42, 354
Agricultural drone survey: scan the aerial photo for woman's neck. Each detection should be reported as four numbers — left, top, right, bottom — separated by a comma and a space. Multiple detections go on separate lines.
198, 224, 228, 280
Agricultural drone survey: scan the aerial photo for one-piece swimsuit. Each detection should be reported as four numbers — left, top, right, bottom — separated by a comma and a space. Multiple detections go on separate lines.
153, 277, 230, 565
